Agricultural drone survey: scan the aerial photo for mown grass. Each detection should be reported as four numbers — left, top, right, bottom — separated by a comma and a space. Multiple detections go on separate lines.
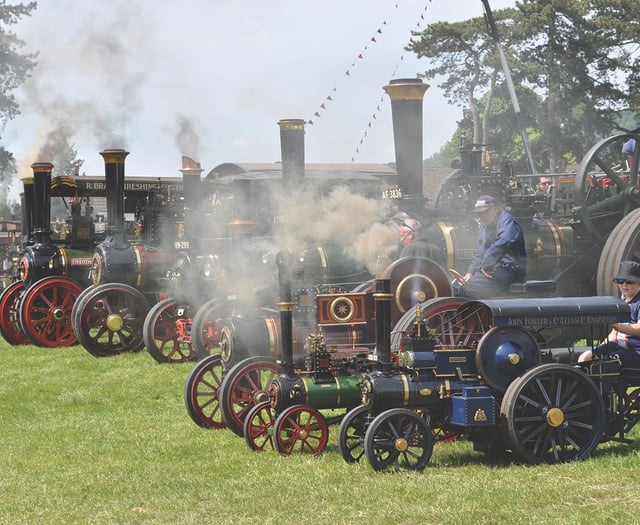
1, 342, 640, 524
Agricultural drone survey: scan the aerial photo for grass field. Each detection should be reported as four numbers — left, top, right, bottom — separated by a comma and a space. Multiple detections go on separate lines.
2, 342, 640, 524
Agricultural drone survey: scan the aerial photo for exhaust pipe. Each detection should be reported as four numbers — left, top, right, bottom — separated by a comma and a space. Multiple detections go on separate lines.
276, 250, 296, 380
21, 175, 35, 245
373, 278, 393, 375
278, 119, 305, 184
179, 156, 204, 251
30, 162, 53, 245
383, 78, 429, 213
99, 149, 129, 247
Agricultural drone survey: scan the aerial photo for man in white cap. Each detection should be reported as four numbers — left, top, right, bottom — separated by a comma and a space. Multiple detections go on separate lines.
397, 218, 446, 269
454, 195, 526, 299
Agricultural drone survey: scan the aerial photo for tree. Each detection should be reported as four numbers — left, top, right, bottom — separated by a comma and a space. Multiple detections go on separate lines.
0, 2, 38, 214
410, 0, 640, 173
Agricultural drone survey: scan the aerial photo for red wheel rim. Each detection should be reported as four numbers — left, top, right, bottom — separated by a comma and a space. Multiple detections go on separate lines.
244, 401, 276, 452
0, 281, 29, 345
274, 405, 329, 456
219, 357, 282, 436
144, 298, 195, 363
19, 277, 82, 347
184, 354, 226, 429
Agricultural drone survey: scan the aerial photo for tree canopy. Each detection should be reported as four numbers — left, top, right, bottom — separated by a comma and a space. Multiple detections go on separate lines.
410, 0, 640, 173
0, 1, 37, 214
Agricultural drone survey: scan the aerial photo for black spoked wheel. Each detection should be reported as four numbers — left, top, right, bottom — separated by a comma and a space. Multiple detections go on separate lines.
74, 283, 150, 357
620, 387, 640, 436
573, 133, 640, 242
500, 363, 605, 464
338, 404, 369, 463
364, 408, 434, 471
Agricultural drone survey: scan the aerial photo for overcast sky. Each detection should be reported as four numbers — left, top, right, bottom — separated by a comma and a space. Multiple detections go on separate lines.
2, 0, 515, 186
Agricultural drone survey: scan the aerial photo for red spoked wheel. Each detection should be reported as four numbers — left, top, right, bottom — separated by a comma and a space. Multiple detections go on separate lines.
192, 299, 226, 360
243, 400, 276, 451
143, 298, 196, 363
219, 356, 282, 436
391, 297, 468, 354
184, 354, 226, 428
18, 277, 83, 347
73, 283, 150, 357
273, 405, 329, 456
0, 281, 29, 345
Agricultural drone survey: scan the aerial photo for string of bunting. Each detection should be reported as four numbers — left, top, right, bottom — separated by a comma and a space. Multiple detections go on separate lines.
306, 2, 403, 128
351, 2, 431, 162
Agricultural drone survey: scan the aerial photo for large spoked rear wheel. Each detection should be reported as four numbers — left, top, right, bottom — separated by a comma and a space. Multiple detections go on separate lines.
0, 281, 30, 345
274, 405, 329, 456
573, 133, 640, 242
143, 298, 196, 363
73, 283, 150, 357
364, 408, 434, 471
391, 297, 467, 354
218, 356, 282, 437
183, 354, 226, 429
500, 363, 605, 464
19, 277, 83, 347
595, 208, 640, 297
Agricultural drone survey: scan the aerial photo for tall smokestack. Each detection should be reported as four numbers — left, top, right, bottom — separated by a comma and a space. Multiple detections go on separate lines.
278, 119, 305, 184
99, 149, 129, 246
276, 250, 296, 380
180, 156, 204, 250
373, 278, 393, 375
30, 163, 53, 245
21, 176, 35, 245
383, 78, 429, 213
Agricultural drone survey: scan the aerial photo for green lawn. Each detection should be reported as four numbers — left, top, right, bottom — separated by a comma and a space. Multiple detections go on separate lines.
1, 343, 639, 524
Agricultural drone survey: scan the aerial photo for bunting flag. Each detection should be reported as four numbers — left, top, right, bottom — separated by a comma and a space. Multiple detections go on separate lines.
306, 2, 403, 127
350, 2, 432, 162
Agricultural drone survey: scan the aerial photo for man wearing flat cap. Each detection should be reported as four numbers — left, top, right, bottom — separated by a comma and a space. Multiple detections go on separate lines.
578, 260, 640, 367
454, 195, 526, 299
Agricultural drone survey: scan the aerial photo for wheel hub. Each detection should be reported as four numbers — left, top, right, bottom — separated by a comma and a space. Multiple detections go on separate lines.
106, 314, 124, 332
395, 438, 408, 452
254, 391, 269, 404
298, 429, 308, 440
52, 308, 66, 321
546, 407, 565, 427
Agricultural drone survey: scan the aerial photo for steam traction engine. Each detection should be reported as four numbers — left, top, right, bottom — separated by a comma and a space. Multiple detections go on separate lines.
338, 288, 640, 470
0, 162, 95, 346
183, 247, 452, 445
71, 149, 183, 357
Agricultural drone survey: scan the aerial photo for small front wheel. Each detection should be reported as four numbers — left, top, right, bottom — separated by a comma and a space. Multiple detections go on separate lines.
364, 408, 434, 471
274, 405, 329, 456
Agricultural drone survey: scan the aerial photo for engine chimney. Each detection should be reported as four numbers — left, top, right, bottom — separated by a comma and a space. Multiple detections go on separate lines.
99, 149, 129, 246
383, 78, 429, 214
21, 176, 35, 245
276, 250, 296, 380
179, 156, 204, 251
278, 119, 305, 184
30, 163, 53, 245
373, 278, 393, 375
